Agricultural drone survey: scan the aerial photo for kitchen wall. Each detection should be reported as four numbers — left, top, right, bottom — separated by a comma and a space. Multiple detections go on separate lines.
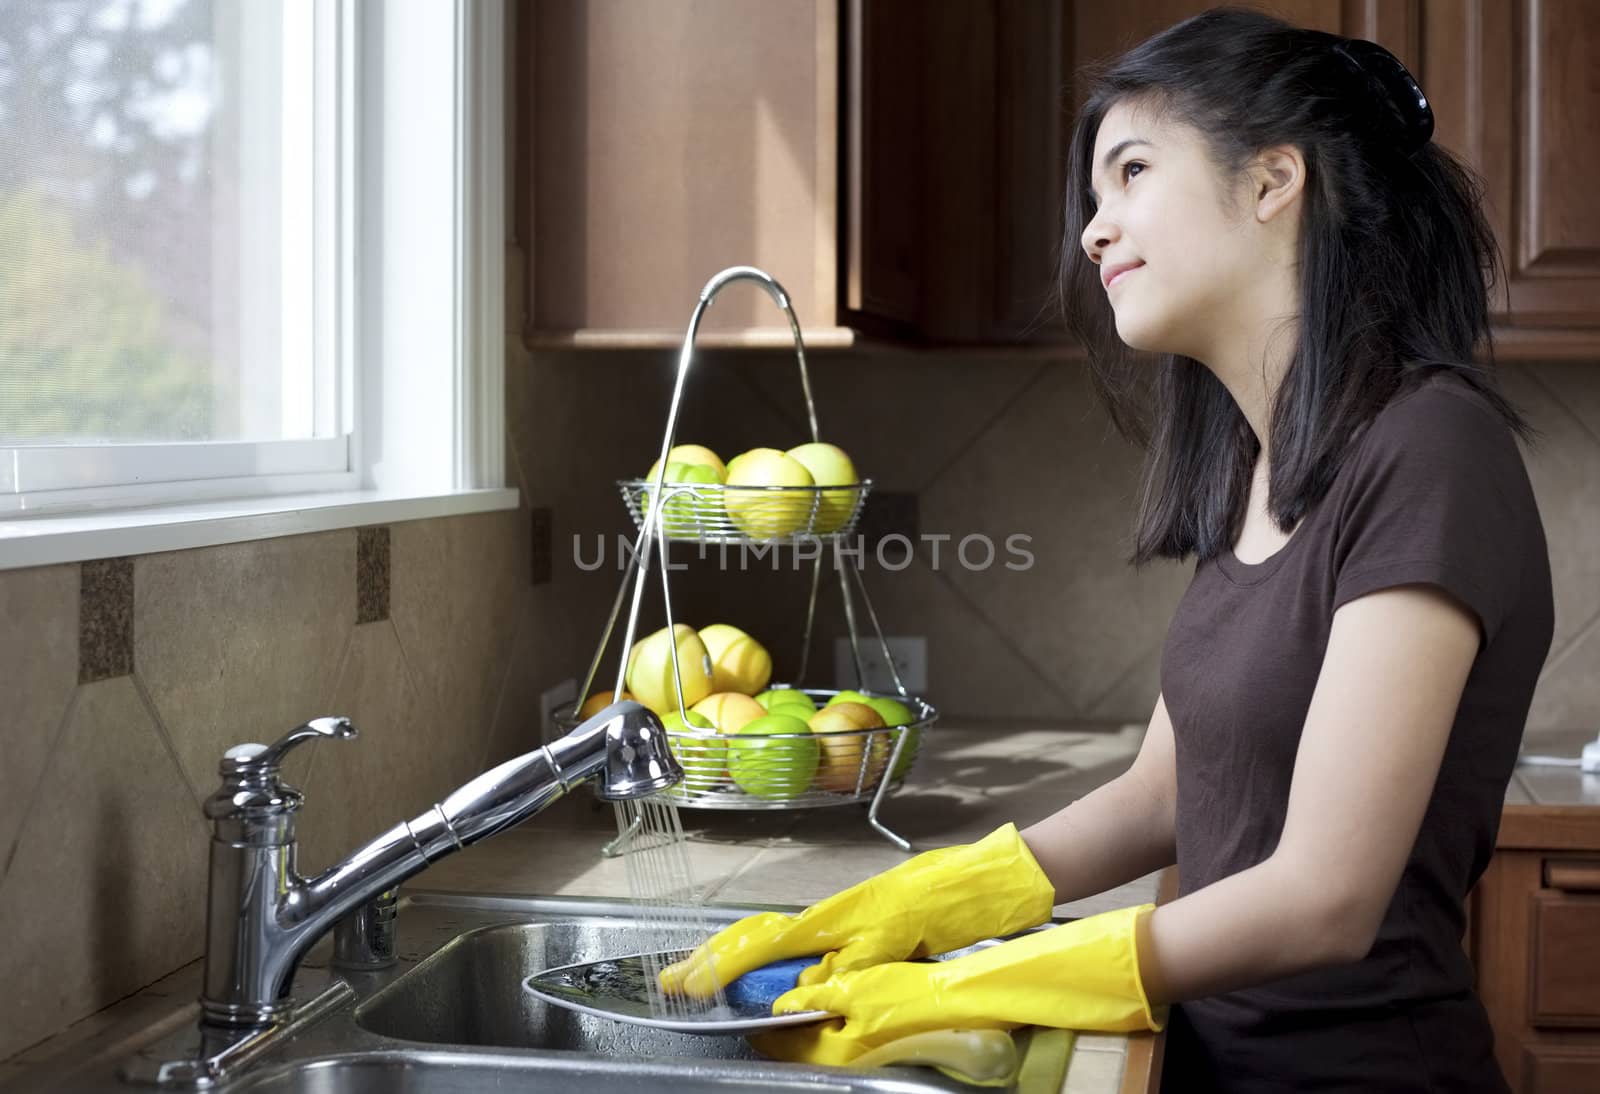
0, 251, 546, 1062
4, 247, 1597, 1060
524, 332, 1600, 734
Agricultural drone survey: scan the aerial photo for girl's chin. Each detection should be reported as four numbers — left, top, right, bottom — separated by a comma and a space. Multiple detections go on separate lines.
1114, 309, 1184, 357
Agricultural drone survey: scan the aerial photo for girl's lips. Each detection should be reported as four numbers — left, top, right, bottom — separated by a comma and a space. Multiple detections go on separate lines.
1106, 262, 1143, 290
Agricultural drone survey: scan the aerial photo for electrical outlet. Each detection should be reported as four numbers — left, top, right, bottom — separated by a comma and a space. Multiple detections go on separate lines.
833, 636, 927, 695
539, 677, 577, 743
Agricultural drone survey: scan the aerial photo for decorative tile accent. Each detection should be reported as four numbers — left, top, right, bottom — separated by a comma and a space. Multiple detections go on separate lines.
79, 558, 133, 683
356, 527, 391, 624
530, 507, 553, 586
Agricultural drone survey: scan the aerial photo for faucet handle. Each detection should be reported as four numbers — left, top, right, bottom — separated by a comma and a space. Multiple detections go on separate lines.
222, 716, 357, 775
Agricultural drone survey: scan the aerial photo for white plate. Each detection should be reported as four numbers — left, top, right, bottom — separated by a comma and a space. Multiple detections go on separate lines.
522, 951, 832, 1035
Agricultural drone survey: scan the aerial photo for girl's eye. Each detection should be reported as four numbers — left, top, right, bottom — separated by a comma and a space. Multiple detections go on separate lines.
1122, 161, 1145, 184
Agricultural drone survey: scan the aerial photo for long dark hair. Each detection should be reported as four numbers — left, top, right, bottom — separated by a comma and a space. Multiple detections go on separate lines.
1057, 6, 1533, 565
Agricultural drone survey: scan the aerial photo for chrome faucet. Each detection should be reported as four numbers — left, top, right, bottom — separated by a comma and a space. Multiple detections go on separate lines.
196, 700, 680, 1030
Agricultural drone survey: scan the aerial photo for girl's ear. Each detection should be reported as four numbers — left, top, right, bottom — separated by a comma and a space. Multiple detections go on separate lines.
1251, 145, 1306, 224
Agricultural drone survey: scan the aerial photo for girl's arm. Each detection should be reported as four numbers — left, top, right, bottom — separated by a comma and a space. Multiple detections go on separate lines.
1138, 583, 1482, 1004
1020, 694, 1179, 904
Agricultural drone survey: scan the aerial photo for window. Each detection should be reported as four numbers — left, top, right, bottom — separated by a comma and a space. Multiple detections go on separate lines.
0, 0, 512, 563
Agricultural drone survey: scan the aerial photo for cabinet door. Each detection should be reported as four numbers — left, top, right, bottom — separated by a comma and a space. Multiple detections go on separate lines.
840, 0, 922, 337
1422, 0, 1600, 332
845, 0, 1068, 344
523, 0, 840, 342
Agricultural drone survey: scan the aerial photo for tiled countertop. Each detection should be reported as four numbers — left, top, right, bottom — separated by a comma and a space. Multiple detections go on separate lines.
420, 720, 1162, 1094
1507, 728, 1600, 807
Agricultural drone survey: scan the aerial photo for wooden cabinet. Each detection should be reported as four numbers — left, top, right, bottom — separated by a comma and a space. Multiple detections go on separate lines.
516, 1, 1600, 354
515, 0, 1071, 349
1473, 811, 1600, 1093
1419, 0, 1600, 350
518, 0, 845, 347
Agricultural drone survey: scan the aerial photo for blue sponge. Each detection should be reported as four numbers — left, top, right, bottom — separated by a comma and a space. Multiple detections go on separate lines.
723, 956, 823, 1009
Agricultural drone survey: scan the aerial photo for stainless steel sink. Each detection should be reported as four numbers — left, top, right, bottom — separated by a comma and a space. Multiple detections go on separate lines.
229, 1048, 942, 1093
355, 920, 767, 1058
24, 892, 979, 1093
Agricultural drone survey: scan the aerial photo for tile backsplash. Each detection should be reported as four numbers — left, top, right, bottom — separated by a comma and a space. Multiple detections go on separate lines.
3, 264, 1598, 1060
534, 349, 1600, 733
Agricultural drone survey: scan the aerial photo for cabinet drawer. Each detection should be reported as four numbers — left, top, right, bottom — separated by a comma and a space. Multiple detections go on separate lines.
1521, 1041, 1600, 1094
1528, 864, 1600, 1028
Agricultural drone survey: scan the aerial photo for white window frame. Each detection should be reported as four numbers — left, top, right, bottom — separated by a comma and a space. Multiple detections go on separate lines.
0, 0, 515, 570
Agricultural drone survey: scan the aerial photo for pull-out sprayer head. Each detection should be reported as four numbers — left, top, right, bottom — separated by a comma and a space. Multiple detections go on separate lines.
594, 700, 683, 800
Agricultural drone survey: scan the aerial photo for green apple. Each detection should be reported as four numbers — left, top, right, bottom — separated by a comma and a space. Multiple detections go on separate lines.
726, 713, 818, 800
859, 695, 919, 780
863, 696, 914, 727
826, 689, 872, 708
640, 461, 722, 535
754, 688, 817, 715
722, 448, 815, 539
885, 724, 921, 780
626, 623, 715, 713
785, 442, 860, 534
697, 623, 773, 695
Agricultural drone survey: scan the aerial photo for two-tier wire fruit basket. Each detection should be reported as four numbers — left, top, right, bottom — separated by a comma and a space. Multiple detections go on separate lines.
556, 266, 937, 853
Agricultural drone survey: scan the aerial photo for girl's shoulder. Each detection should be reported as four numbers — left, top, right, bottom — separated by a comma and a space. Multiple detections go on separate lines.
1345, 367, 1523, 486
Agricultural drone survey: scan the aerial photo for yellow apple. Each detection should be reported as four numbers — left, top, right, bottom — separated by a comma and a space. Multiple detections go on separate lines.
726, 713, 818, 800
691, 691, 767, 733
625, 623, 715, 713
785, 442, 860, 534
807, 701, 887, 792
697, 623, 773, 695
677, 693, 766, 786
644, 444, 727, 482
722, 447, 815, 538
578, 689, 634, 720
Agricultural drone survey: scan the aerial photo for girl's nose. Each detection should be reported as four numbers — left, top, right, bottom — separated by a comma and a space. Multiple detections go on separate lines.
1082, 214, 1116, 261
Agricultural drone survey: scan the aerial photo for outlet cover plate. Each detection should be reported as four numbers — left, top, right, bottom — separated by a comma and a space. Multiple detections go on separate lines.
833, 636, 927, 695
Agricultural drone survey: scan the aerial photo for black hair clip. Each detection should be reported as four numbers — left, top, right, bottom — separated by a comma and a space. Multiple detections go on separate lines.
1330, 39, 1434, 157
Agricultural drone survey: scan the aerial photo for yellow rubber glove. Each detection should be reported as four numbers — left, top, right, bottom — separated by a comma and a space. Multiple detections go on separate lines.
659, 823, 1054, 999
747, 903, 1165, 1069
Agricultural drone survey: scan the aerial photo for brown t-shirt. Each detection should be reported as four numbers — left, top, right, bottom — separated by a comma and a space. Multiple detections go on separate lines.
1157, 371, 1554, 1093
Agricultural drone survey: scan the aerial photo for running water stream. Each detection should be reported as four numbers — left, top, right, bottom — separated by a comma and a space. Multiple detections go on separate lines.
612, 796, 730, 1020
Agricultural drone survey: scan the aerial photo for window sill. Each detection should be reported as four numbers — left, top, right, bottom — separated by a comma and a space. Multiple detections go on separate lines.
0, 487, 521, 571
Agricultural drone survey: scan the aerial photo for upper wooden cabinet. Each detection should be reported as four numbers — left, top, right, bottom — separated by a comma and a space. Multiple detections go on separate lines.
1419, 0, 1600, 355
516, 0, 1070, 349
519, 0, 844, 346
517, 1, 1600, 355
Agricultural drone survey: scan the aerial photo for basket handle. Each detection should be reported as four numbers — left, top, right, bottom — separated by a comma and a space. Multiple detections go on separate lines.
621, 268, 822, 706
